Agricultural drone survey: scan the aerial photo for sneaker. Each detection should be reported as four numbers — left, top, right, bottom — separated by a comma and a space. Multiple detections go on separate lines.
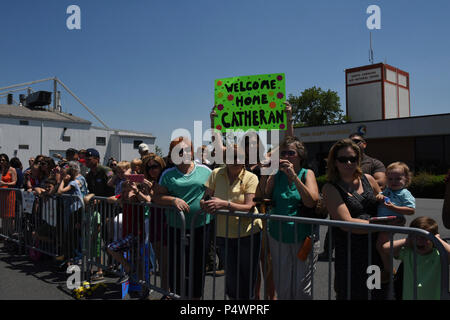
91, 272, 104, 282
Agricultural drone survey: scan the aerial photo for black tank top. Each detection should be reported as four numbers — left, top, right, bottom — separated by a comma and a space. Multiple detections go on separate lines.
332, 175, 378, 220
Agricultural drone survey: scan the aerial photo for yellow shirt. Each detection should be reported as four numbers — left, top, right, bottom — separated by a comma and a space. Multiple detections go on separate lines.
205, 167, 262, 238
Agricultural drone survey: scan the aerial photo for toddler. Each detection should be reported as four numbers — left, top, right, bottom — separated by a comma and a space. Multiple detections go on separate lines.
376, 162, 415, 282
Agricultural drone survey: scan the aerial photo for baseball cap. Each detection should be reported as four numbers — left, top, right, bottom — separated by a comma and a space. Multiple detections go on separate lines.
86, 148, 100, 159
139, 143, 149, 153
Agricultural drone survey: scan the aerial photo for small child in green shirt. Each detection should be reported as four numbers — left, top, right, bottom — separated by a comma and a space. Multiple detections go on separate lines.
382, 216, 450, 300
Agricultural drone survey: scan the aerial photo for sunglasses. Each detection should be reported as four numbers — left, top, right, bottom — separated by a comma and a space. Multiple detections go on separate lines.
281, 150, 297, 157
336, 156, 358, 164
351, 139, 365, 144
147, 164, 160, 170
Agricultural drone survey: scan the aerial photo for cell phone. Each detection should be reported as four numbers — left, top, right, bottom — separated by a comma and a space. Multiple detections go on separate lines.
127, 174, 144, 183
369, 216, 399, 224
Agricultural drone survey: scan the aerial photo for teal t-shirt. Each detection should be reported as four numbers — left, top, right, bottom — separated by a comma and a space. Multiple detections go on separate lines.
398, 246, 441, 300
268, 168, 312, 243
159, 162, 212, 229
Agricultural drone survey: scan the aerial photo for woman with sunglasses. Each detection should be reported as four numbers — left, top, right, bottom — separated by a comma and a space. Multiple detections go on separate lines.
153, 137, 212, 299
322, 138, 385, 300
263, 136, 320, 300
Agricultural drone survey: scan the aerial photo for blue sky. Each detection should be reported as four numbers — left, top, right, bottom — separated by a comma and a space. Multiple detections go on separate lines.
1, 0, 449, 155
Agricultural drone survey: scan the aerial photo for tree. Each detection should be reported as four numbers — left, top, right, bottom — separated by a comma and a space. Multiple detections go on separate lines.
288, 86, 348, 127
155, 145, 164, 157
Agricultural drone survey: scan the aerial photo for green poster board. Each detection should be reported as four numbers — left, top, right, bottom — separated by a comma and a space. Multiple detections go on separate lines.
214, 73, 286, 132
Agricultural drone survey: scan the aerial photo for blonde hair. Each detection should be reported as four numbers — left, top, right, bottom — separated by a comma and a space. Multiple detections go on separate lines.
386, 161, 412, 187
326, 138, 362, 183
131, 158, 142, 172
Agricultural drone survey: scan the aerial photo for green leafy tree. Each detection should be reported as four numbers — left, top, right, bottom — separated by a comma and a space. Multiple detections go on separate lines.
288, 86, 348, 127
155, 145, 164, 157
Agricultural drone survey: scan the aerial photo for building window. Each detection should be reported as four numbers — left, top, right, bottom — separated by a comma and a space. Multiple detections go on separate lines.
96, 137, 106, 146
133, 140, 143, 149
20, 120, 29, 125
62, 136, 71, 142
19, 145, 29, 150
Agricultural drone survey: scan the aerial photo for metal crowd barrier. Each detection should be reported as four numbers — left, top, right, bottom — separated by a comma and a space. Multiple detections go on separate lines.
0, 188, 21, 245
1, 188, 84, 268
83, 196, 187, 299
188, 209, 450, 300
2, 187, 449, 300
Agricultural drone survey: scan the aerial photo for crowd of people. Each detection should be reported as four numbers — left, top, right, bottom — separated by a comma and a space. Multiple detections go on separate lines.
1, 102, 450, 300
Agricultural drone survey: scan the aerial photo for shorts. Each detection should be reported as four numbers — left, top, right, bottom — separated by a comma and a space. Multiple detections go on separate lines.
107, 234, 136, 252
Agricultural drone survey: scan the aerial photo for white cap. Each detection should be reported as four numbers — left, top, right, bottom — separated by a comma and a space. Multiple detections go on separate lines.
138, 143, 149, 153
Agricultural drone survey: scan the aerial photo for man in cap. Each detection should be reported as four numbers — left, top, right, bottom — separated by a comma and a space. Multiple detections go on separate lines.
348, 133, 386, 188
84, 148, 115, 281
85, 148, 115, 197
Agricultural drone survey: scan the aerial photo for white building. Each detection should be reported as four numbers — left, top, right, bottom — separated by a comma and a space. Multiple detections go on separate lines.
0, 103, 155, 165
292, 63, 449, 175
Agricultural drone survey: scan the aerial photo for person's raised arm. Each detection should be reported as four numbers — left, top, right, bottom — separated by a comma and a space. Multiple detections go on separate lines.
210, 104, 224, 146
284, 101, 294, 138
57, 176, 72, 194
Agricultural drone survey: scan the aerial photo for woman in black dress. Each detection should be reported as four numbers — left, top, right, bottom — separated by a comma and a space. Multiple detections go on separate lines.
322, 139, 386, 300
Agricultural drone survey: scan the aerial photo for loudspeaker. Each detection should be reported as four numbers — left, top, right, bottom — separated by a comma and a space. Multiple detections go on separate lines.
26, 91, 52, 108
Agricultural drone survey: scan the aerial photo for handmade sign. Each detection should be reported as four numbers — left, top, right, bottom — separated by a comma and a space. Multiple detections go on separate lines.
214, 73, 286, 132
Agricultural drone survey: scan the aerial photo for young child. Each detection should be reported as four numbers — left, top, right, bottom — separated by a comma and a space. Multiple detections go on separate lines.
106, 180, 150, 283
382, 216, 450, 300
375, 162, 416, 282
57, 165, 84, 265
24, 163, 41, 192
108, 161, 130, 196
130, 158, 143, 174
